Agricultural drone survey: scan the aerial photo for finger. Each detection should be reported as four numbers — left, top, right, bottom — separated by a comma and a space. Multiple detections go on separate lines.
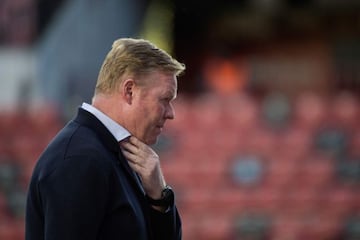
126, 160, 144, 177
122, 148, 148, 168
128, 137, 155, 158
120, 141, 139, 155
129, 136, 146, 149
121, 149, 137, 163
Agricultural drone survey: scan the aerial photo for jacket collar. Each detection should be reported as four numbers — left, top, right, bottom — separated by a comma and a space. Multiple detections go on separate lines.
74, 107, 120, 153
74, 107, 145, 195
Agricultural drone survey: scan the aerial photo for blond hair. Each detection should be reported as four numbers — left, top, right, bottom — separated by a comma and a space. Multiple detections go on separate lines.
95, 38, 185, 94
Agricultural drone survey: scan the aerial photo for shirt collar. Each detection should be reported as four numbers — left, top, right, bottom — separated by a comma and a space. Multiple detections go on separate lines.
81, 102, 131, 142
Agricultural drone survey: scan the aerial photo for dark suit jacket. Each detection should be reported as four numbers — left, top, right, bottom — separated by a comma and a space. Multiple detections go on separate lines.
25, 108, 181, 240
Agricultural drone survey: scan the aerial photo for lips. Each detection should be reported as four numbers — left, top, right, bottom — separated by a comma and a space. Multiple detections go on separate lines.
156, 125, 164, 132
157, 123, 165, 129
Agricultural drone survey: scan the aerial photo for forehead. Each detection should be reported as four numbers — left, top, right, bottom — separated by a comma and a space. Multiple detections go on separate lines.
145, 71, 177, 95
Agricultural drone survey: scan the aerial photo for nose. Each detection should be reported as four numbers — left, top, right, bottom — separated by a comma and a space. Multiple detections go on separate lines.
165, 103, 175, 120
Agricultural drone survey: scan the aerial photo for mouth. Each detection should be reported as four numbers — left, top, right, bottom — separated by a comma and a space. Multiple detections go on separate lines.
156, 124, 164, 131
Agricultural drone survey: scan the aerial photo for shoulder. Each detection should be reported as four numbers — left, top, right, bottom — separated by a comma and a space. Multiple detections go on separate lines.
33, 121, 118, 183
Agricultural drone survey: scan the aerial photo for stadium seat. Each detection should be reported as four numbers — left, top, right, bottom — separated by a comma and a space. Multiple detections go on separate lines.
330, 92, 359, 129
293, 92, 329, 131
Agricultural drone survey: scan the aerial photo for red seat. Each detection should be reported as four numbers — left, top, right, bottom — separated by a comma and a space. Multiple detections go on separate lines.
270, 215, 302, 240
0, 219, 24, 240
263, 153, 298, 191
222, 94, 260, 133
180, 213, 233, 240
293, 92, 329, 131
280, 188, 321, 216
318, 187, 356, 218
330, 92, 359, 129
293, 155, 335, 191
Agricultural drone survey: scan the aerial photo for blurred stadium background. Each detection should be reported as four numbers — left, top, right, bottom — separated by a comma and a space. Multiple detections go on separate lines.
1, 0, 360, 239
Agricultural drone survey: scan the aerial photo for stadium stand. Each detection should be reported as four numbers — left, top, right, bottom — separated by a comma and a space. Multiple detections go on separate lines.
0, 91, 359, 239
159, 91, 360, 240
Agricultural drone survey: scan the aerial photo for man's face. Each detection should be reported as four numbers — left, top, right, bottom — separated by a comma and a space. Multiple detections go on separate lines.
130, 71, 177, 145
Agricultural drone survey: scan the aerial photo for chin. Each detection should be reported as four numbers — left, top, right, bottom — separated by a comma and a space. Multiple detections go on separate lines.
147, 136, 158, 146
148, 139, 157, 146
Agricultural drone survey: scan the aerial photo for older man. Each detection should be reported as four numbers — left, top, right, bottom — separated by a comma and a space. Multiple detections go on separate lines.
26, 38, 185, 240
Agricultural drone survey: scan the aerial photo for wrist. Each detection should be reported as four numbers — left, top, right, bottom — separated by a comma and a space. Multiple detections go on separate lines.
146, 182, 167, 200
146, 185, 174, 207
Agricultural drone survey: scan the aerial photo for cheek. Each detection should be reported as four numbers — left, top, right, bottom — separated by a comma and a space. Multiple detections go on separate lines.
157, 104, 167, 118
139, 100, 164, 122
140, 103, 160, 123
149, 102, 164, 115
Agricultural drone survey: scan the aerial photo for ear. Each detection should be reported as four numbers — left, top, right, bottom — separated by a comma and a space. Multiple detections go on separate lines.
122, 79, 135, 104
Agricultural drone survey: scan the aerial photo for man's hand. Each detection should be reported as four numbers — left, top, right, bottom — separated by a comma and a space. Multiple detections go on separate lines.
120, 136, 166, 200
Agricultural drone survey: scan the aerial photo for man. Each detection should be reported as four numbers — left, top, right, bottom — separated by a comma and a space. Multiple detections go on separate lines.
25, 38, 185, 240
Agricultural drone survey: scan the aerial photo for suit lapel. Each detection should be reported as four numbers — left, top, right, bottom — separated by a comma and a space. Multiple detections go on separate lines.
117, 151, 146, 196
75, 108, 146, 196
74, 107, 154, 239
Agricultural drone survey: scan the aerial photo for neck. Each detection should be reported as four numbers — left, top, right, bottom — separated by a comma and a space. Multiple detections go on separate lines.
92, 94, 124, 125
